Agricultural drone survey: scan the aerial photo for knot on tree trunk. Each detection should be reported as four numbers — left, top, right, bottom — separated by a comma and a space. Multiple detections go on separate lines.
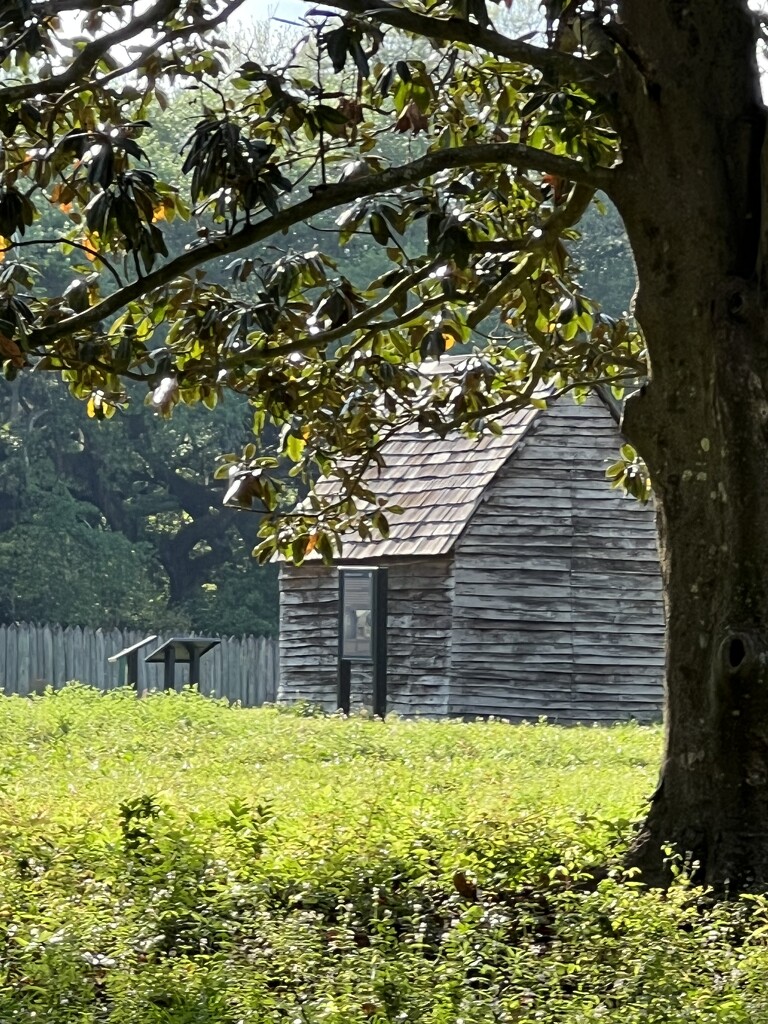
718, 631, 758, 678
720, 276, 757, 325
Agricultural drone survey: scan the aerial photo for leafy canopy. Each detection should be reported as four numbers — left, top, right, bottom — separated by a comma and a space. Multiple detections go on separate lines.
0, 0, 650, 559
0, 374, 280, 633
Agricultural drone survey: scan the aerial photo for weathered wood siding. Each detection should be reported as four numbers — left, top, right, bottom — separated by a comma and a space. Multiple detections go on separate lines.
386, 559, 454, 716
279, 395, 665, 722
278, 564, 340, 710
449, 395, 664, 722
569, 406, 664, 720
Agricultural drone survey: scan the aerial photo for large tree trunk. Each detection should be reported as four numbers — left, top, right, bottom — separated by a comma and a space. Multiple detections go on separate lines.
624, 311, 768, 889
610, 0, 768, 888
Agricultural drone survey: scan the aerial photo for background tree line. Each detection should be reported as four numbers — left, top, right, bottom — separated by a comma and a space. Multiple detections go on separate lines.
0, 372, 279, 634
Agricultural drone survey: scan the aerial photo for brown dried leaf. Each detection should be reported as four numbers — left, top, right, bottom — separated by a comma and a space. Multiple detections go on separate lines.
0, 332, 26, 367
394, 100, 429, 135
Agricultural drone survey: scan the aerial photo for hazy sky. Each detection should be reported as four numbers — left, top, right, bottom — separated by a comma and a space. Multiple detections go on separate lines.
268, 0, 306, 18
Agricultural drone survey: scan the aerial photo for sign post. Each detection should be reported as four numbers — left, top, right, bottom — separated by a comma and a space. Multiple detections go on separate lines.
338, 568, 388, 716
108, 635, 158, 691
144, 637, 221, 691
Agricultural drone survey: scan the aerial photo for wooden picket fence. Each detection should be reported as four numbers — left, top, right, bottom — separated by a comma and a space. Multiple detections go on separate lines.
0, 622, 278, 706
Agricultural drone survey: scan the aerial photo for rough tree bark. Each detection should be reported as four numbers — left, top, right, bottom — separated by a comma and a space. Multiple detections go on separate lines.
612, 1, 768, 888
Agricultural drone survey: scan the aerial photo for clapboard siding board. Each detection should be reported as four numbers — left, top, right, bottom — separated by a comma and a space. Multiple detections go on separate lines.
381, 559, 452, 714
278, 564, 339, 710
566, 402, 664, 718
279, 389, 666, 722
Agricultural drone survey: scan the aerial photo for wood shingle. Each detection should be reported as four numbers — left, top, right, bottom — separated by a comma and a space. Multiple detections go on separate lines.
315, 404, 540, 560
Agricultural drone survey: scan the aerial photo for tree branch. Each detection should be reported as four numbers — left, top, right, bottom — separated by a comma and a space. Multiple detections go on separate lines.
467, 182, 596, 327
32, 0, 132, 14
268, 294, 444, 360
1, 237, 125, 288
545, 181, 596, 230
297, 261, 438, 351
33, 141, 615, 345
303, 0, 611, 90
51, 0, 246, 110
0, 0, 242, 104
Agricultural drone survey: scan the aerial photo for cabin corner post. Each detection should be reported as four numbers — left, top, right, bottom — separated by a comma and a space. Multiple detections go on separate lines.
188, 644, 201, 687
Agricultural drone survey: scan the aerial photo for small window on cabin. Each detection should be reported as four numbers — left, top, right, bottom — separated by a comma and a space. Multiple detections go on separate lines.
340, 569, 373, 661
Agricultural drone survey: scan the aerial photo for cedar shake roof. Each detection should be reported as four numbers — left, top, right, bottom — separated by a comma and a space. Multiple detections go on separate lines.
317, 403, 542, 560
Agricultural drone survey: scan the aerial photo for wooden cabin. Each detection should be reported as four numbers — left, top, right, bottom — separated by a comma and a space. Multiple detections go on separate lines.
278, 393, 666, 723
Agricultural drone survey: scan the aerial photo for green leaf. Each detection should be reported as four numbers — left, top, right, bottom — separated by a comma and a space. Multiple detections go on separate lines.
369, 211, 390, 246
324, 27, 350, 74
285, 432, 305, 462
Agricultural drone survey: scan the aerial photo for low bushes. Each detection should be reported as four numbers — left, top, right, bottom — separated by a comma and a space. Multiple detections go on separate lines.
0, 687, 765, 1022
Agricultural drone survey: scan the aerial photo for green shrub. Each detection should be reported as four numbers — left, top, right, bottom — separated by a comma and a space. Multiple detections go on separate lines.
0, 688, 766, 1022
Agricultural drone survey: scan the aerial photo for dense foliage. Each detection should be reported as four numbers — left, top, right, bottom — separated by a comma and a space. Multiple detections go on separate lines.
3, 687, 768, 1022
0, 0, 651, 565
0, 372, 279, 633
0, 4, 634, 627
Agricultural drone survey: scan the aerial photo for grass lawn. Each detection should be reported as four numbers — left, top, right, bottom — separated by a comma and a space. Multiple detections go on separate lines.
0, 686, 766, 1022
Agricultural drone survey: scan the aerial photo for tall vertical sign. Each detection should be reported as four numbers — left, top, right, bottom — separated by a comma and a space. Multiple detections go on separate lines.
338, 567, 388, 716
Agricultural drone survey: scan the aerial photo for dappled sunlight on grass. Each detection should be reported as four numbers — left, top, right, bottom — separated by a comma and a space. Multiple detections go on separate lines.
2, 687, 766, 1023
